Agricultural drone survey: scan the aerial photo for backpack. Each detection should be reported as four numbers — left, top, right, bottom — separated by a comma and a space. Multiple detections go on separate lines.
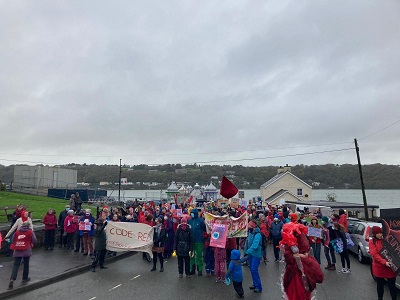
259, 232, 267, 250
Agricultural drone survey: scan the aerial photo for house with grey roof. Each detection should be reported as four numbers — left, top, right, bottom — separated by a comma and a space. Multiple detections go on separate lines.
260, 165, 312, 206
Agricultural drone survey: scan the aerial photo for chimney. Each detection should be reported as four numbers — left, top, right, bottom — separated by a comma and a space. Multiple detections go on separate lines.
277, 166, 284, 174
283, 164, 291, 173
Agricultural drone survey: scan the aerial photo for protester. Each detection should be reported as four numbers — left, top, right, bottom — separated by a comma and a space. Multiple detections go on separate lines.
308, 216, 322, 264
204, 232, 215, 277
74, 211, 84, 253
174, 217, 194, 278
58, 205, 70, 248
226, 237, 237, 266
163, 213, 175, 258
226, 249, 244, 298
64, 210, 76, 250
0, 232, 3, 267
188, 208, 206, 276
80, 209, 95, 256
5, 210, 33, 240
8, 221, 37, 288
338, 209, 348, 233
280, 221, 324, 300
322, 216, 336, 270
151, 217, 166, 272
369, 226, 397, 300
69, 194, 76, 211
258, 214, 269, 264
333, 221, 350, 273
91, 218, 108, 272
43, 208, 57, 250
269, 213, 283, 262
243, 220, 263, 293
75, 192, 83, 213
214, 245, 226, 283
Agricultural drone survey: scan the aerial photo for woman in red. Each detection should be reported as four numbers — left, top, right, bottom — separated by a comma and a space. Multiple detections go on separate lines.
280, 222, 324, 300
369, 226, 397, 300
43, 208, 57, 250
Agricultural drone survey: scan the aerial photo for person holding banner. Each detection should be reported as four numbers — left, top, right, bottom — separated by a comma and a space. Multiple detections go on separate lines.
188, 208, 206, 276
151, 218, 166, 272
243, 220, 263, 293
174, 218, 194, 278
91, 218, 108, 272
369, 226, 398, 300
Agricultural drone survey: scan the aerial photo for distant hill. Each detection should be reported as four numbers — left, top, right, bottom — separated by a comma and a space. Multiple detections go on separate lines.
1, 163, 400, 189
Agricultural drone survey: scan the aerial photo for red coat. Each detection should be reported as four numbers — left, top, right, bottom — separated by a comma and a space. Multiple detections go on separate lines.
260, 221, 269, 238
369, 238, 397, 278
43, 213, 57, 230
338, 215, 348, 233
64, 215, 77, 233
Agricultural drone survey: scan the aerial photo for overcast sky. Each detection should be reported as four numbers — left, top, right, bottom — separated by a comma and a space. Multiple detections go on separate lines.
1, 1, 399, 167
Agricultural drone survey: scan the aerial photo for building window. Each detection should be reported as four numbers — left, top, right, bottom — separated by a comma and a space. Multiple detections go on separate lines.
297, 188, 303, 196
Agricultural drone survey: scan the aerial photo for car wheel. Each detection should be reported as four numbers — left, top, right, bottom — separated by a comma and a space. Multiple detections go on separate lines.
358, 247, 366, 264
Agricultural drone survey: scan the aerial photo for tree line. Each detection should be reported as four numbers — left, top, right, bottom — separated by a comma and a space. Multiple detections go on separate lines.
0, 163, 399, 189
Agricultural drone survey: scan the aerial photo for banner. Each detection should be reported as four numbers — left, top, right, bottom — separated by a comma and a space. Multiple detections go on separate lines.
79, 222, 92, 231
106, 222, 154, 256
380, 214, 400, 274
210, 223, 228, 248
205, 212, 248, 238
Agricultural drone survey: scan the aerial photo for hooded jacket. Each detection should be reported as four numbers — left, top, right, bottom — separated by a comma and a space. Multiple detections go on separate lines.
12, 225, 37, 258
244, 227, 262, 258
226, 249, 243, 282
187, 209, 206, 243
174, 224, 194, 256
270, 220, 283, 238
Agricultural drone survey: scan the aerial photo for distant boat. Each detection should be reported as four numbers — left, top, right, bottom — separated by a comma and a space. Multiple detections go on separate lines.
328, 187, 335, 189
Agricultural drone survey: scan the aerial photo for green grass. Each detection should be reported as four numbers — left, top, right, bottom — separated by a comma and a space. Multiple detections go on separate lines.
0, 191, 95, 223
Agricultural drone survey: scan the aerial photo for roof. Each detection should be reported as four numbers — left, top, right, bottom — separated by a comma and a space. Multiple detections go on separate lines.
166, 182, 179, 192
204, 182, 217, 191
264, 189, 303, 205
260, 171, 312, 189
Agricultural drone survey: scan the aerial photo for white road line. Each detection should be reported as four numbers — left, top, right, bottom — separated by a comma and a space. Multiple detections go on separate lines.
130, 275, 141, 280
89, 297, 96, 300
109, 284, 122, 291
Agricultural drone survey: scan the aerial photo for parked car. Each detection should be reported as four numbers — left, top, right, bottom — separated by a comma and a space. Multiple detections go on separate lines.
347, 217, 360, 232
348, 221, 382, 263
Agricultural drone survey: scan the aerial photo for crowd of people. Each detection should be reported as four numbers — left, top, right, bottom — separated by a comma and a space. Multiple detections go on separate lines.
1, 198, 397, 300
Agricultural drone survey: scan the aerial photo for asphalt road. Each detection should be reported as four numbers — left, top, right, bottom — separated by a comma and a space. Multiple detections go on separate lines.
9, 245, 399, 300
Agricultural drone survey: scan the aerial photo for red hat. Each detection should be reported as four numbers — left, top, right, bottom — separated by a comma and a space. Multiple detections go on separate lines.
372, 226, 382, 235
290, 213, 298, 222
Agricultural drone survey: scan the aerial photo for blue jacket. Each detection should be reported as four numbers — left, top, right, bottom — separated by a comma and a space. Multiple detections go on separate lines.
244, 228, 262, 258
226, 249, 243, 282
270, 220, 283, 238
79, 214, 95, 236
188, 209, 206, 243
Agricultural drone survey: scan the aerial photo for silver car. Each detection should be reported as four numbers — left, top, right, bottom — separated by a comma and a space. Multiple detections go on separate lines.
348, 221, 382, 263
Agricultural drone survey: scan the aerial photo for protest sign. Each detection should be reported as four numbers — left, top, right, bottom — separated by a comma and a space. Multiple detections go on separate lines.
205, 212, 248, 238
106, 222, 153, 256
307, 227, 322, 239
171, 209, 182, 218
380, 208, 400, 274
218, 199, 229, 208
79, 222, 92, 231
230, 198, 239, 209
210, 223, 228, 248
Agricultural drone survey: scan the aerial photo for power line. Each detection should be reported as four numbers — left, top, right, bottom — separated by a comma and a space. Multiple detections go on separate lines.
0, 141, 351, 158
359, 118, 400, 141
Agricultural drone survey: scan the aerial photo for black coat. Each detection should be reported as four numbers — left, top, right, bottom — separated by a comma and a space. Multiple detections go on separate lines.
174, 225, 194, 257
153, 226, 166, 248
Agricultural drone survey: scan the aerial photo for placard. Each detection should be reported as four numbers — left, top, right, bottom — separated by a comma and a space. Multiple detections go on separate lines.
79, 222, 92, 231
238, 191, 245, 199
171, 209, 182, 218
307, 227, 322, 239
218, 199, 229, 208
380, 218, 400, 274
210, 223, 228, 248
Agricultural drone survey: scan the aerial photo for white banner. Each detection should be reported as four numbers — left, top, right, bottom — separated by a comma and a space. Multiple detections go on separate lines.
106, 222, 154, 257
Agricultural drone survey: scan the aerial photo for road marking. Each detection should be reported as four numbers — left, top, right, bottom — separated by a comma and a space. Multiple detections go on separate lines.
89, 298, 96, 300
109, 284, 122, 291
130, 275, 141, 280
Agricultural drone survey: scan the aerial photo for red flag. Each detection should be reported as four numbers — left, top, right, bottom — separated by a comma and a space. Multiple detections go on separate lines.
173, 194, 178, 205
220, 175, 238, 199
188, 195, 193, 204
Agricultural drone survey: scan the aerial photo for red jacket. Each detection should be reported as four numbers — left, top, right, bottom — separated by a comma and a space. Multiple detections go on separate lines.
338, 215, 348, 233
43, 213, 57, 230
369, 238, 396, 278
64, 215, 77, 233
226, 237, 237, 250
260, 221, 269, 237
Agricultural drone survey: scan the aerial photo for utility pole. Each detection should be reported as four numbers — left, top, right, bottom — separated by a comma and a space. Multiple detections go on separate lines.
354, 139, 369, 221
118, 159, 122, 203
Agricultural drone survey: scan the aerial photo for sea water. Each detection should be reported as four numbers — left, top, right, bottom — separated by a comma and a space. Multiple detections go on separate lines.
107, 189, 400, 209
